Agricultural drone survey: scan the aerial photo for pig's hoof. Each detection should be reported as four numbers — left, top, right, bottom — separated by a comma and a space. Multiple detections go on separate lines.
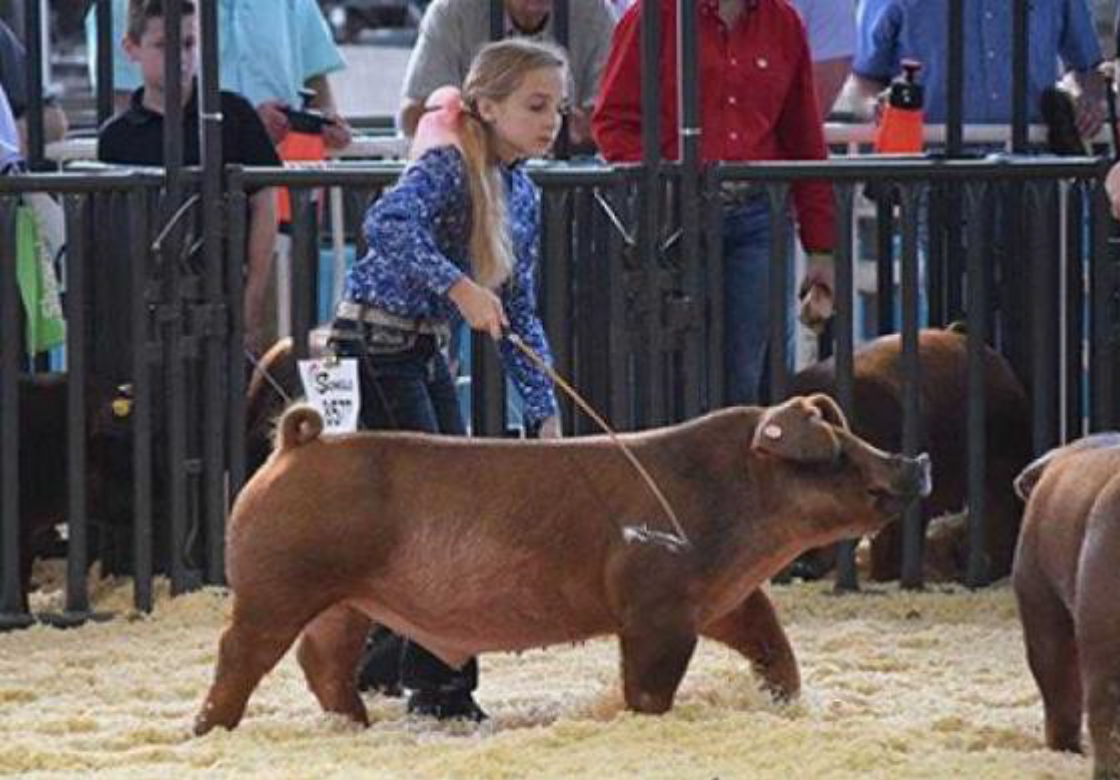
407, 689, 489, 722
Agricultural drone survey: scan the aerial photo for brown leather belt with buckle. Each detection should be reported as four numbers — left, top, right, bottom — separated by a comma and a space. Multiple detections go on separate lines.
720, 181, 764, 206
335, 300, 451, 341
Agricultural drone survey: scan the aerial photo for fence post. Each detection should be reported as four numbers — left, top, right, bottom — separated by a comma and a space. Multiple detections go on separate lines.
898, 183, 924, 590
965, 182, 990, 588
833, 183, 859, 592
0, 195, 30, 626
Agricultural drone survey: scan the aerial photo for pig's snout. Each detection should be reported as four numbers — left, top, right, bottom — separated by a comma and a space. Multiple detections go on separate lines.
894, 452, 932, 501
866, 451, 932, 519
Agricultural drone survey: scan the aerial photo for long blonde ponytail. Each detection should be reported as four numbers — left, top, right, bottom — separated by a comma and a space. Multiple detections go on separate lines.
459, 39, 568, 290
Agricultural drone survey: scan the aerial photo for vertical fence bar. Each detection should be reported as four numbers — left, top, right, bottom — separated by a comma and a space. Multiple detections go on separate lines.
227, 172, 249, 498
926, 183, 946, 326
130, 186, 154, 612
23, 0, 44, 169
899, 183, 924, 590
677, 0, 702, 418
488, 0, 502, 40
542, 188, 573, 431
573, 186, 603, 433
160, 200, 190, 595
64, 194, 91, 617
94, 0, 115, 125
1010, 0, 1029, 153
639, 0, 662, 427
606, 184, 633, 427
1028, 182, 1059, 454
0, 196, 27, 624
833, 183, 859, 591
875, 193, 895, 334
160, 0, 188, 596
553, 0, 571, 160
1091, 178, 1118, 430
162, 0, 184, 203
705, 168, 725, 407
470, 335, 506, 437
766, 183, 791, 402
965, 182, 990, 587
946, 0, 963, 157
199, 0, 226, 585
588, 188, 614, 425
289, 189, 316, 358
1064, 183, 1085, 440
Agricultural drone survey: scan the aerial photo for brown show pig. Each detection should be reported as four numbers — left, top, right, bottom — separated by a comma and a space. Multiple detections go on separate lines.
194, 394, 930, 734
788, 326, 1031, 582
1012, 434, 1120, 780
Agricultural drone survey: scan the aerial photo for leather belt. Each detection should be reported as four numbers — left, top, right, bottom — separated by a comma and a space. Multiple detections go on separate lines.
720, 181, 765, 206
334, 300, 451, 340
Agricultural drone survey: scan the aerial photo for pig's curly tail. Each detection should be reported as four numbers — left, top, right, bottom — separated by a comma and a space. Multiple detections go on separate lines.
275, 404, 324, 451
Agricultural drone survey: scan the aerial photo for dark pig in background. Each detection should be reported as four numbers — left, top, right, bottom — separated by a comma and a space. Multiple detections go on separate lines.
788, 326, 1031, 582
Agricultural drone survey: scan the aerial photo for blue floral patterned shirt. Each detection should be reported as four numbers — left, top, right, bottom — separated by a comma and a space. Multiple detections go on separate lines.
342, 145, 558, 424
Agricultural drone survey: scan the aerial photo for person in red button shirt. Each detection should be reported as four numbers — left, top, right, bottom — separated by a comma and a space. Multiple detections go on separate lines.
592, 0, 835, 405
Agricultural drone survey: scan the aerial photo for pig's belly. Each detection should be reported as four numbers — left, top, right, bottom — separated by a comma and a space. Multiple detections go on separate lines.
347, 558, 617, 656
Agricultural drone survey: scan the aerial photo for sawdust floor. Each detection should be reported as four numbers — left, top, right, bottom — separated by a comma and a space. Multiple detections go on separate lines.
0, 571, 1089, 780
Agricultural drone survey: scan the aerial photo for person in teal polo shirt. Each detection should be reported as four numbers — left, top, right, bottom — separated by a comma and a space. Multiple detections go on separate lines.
86, 0, 351, 149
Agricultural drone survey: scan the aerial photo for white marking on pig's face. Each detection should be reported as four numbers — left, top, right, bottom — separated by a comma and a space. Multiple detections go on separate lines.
763, 424, 783, 441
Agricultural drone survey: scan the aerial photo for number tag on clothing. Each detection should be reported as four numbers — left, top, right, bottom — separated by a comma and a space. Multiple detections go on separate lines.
297, 358, 360, 434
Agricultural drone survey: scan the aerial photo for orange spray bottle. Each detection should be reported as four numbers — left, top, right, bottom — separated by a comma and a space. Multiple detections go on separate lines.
873, 59, 924, 154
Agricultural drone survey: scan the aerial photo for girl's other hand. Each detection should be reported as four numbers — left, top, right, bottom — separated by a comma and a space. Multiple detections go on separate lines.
537, 415, 562, 439
448, 277, 508, 340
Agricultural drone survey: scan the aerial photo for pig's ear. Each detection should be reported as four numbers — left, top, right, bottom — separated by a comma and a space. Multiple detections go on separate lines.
805, 393, 849, 431
751, 396, 841, 464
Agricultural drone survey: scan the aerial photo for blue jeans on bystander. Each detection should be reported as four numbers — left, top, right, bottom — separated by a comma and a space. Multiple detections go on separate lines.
722, 198, 773, 405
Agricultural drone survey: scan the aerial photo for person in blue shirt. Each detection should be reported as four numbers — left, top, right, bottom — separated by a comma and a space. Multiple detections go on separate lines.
329, 38, 566, 721
85, 0, 350, 149
848, 0, 1104, 136
0, 83, 20, 172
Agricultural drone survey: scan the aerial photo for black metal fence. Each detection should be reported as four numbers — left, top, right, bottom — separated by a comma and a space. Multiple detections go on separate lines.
4, 152, 1120, 628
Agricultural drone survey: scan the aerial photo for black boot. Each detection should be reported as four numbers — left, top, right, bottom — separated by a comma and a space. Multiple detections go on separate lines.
407, 687, 488, 722
401, 644, 486, 721
356, 626, 405, 697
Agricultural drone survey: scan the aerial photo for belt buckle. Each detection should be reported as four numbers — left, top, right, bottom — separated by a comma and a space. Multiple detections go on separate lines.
721, 181, 759, 206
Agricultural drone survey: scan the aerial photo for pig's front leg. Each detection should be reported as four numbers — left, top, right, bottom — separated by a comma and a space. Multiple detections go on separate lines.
618, 621, 698, 714
701, 588, 800, 701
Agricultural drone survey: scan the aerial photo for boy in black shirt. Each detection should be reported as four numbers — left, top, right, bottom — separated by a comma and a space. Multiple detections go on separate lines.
98, 0, 281, 352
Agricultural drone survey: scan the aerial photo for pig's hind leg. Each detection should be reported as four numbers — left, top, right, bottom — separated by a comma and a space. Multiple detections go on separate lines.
194, 590, 328, 735
1013, 554, 1082, 752
1076, 491, 1120, 780
296, 603, 371, 726
700, 588, 800, 701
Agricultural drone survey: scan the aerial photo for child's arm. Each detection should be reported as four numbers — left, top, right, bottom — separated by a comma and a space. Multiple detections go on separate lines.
245, 189, 277, 354
359, 147, 468, 299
